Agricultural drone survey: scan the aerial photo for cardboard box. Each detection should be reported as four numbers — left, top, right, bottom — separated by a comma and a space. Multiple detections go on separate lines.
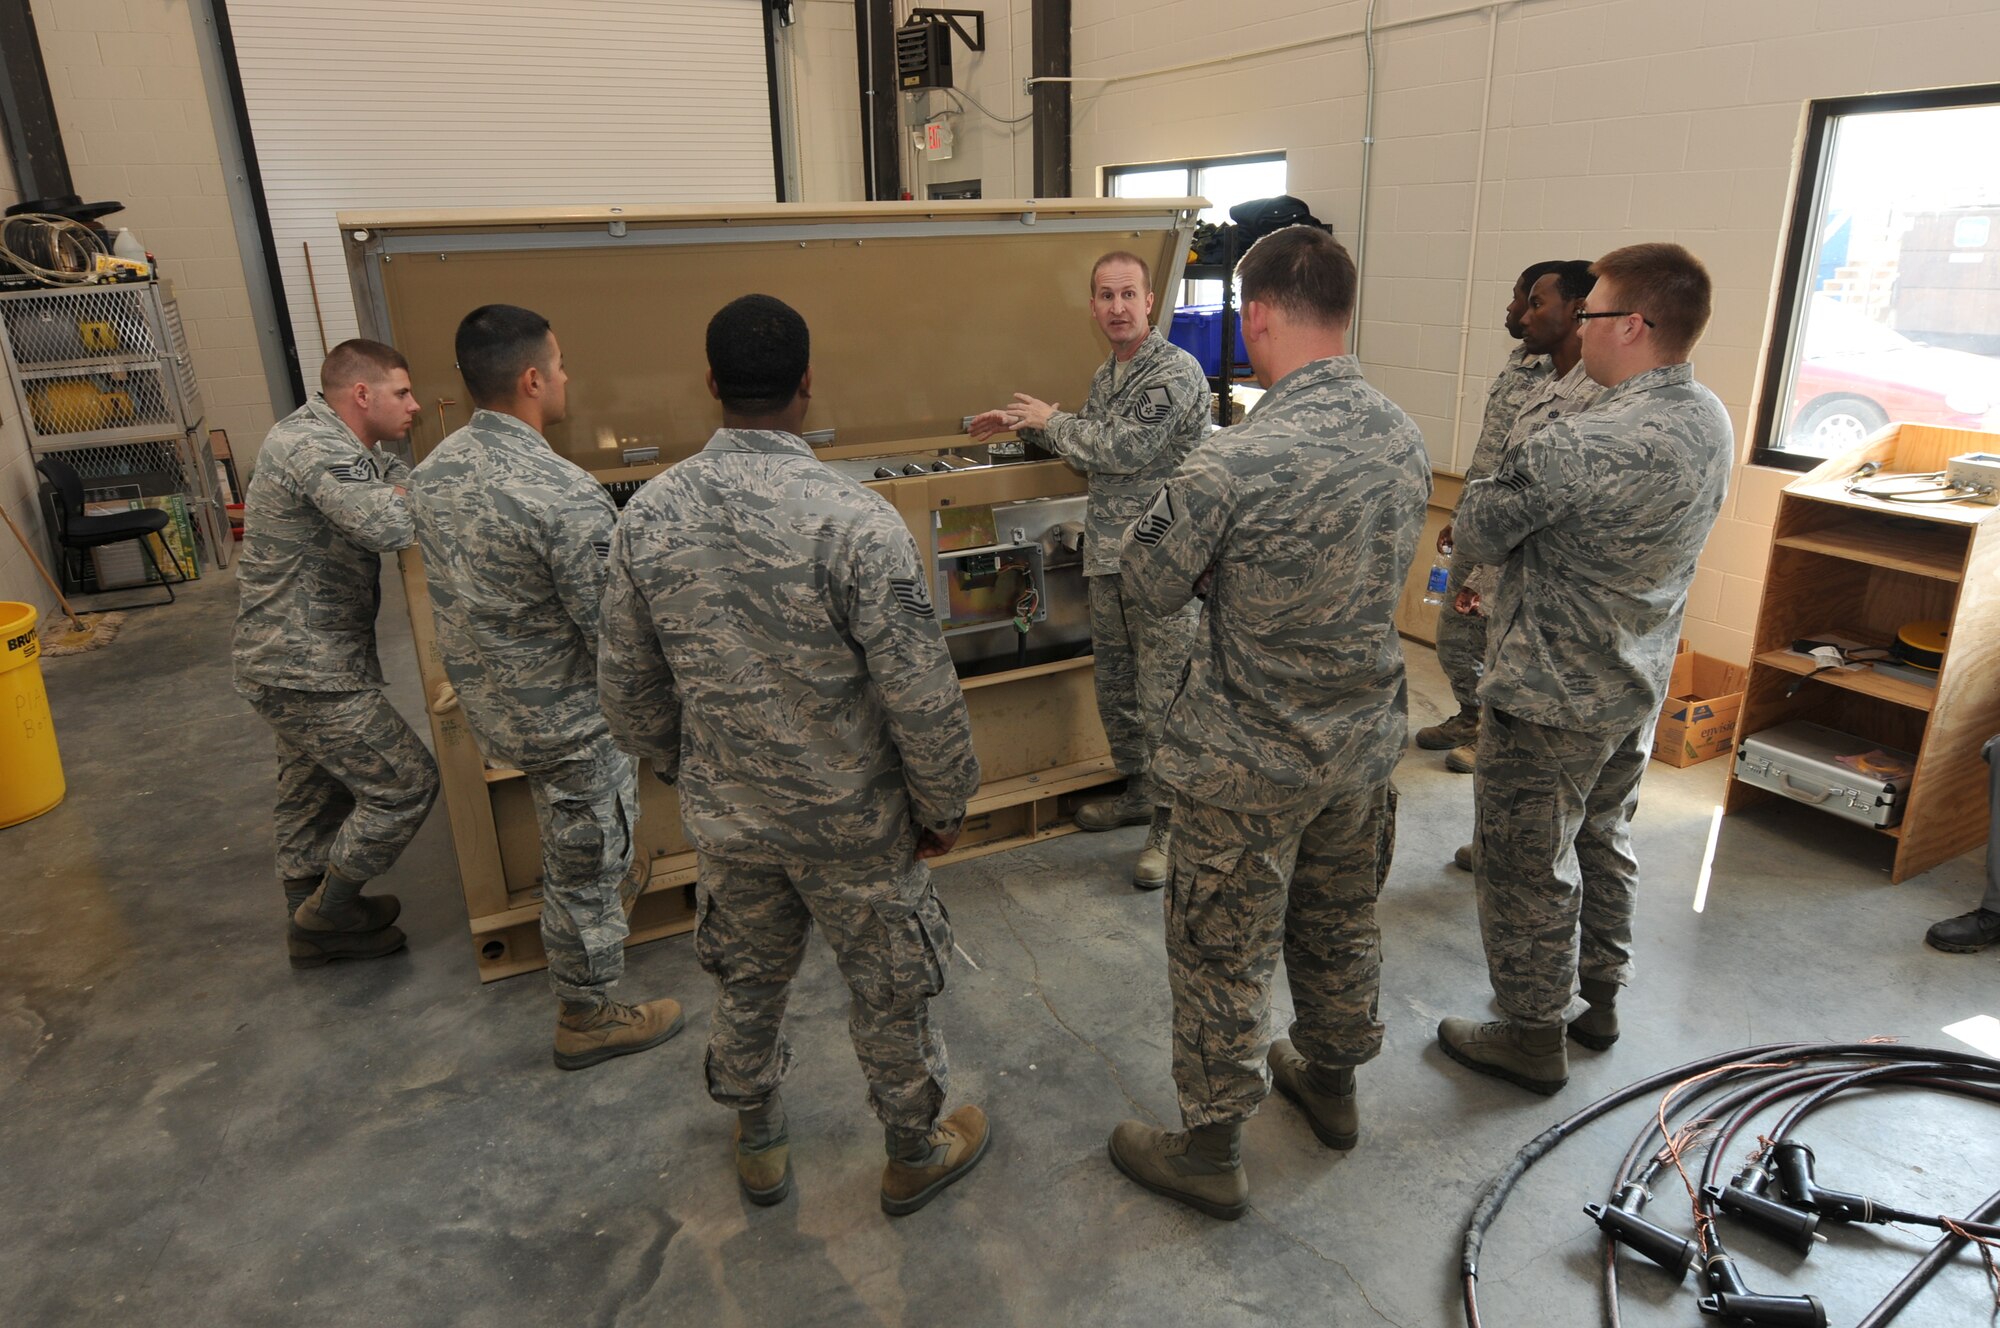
1652, 651, 1749, 767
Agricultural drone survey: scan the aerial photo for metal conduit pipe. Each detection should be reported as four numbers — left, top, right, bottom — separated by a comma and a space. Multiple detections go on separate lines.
1444, 4, 1504, 469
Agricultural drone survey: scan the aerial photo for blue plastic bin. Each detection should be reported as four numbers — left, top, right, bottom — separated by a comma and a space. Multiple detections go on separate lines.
1167, 305, 1248, 377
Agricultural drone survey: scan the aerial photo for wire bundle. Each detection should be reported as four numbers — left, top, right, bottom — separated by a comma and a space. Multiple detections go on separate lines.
1461, 1041, 2000, 1327
0, 213, 110, 285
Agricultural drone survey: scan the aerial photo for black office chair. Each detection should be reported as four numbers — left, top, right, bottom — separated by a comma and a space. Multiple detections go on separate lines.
35, 455, 189, 607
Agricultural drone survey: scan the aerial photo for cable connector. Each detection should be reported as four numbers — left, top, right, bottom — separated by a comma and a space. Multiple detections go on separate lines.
1585, 1187, 1698, 1281
1705, 1182, 1824, 1255
1697, 1252, 1827, 1326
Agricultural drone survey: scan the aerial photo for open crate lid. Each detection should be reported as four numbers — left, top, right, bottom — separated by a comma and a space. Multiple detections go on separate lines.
338, 198, 1205, 472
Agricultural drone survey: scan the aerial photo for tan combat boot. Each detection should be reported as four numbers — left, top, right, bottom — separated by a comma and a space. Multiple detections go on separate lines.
553, 996, 685, 1071
1074, 786, 1152, 832
288, 872, 406, 969
881, 1105, 990, 1216
1107, 1119, 1248, 1220
1445, 744, 1477, 774
1267, 1039, 1358, 1150
1415, 712, 1477, 750
1568, 978, 1620, 1050
734, 1096, 792, 1206
1132, 817, 1170, 891
283, 876, 320, 919
1437, 1016, 1568, 1096
1451, 843, 1474, 872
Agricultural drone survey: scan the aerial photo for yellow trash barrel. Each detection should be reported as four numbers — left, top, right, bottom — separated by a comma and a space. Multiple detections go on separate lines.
0, 601, 65, 828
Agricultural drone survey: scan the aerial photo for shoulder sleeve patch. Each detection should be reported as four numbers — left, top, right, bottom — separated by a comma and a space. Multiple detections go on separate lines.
591, 538, 612, 562
1132, 486, 1177, 546
1494, 467, 1534, 494
889, 576, 935, 618
1135, 384, 1174, 426
330, 456, 377, 484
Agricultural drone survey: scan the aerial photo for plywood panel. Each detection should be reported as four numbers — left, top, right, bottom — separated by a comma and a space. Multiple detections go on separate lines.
962, 659, 1109, 784
377, 228, 1190, 470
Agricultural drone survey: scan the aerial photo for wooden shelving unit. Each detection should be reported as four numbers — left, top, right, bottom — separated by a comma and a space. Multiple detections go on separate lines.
1724, 424, 2000, 882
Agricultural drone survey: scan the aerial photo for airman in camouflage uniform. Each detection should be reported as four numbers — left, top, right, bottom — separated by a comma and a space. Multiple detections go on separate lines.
408, 305, 681, 1070
1107, 228, 1429, 1221
1421, 262, 1565, 760
600, 294, 988, 1217
1446, 265, 1604, 865
970, 252, 1210, 888
1438, 244, 1733, 1096
233, 339, 437, 967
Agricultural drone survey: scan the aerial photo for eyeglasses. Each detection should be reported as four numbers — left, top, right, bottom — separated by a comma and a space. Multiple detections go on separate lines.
1576, 310, 1656, 328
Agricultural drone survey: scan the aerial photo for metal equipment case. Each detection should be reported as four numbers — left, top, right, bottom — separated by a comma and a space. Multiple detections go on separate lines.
1734, 720, 1914, 828
340, 198, 1202, 981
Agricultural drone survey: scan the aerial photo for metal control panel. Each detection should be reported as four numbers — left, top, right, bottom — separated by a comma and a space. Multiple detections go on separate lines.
1945, 451, 2000, 503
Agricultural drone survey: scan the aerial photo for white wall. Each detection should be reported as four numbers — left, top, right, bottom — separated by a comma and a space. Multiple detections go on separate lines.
788, 0, 867, 201
226, 0, 778, 393
0, 145, 62, 624
900, 0, 1037, 201
31, 0, 279, 472
926, 0, 2000, 664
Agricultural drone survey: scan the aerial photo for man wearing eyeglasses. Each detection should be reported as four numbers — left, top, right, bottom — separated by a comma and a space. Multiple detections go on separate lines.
1437, 243, 1733, 1096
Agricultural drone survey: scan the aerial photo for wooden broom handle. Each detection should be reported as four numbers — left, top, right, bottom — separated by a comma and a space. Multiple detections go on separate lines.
0, 498, 82, 621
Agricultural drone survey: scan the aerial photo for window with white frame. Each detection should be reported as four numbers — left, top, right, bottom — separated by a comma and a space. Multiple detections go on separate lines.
1754, 86, 2000, 468
1104, 153, 1287, 305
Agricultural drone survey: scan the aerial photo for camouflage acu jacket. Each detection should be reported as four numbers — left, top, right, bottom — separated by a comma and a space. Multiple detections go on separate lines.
598, 428, 980, 865
233, 398, 413, 692
409, 409, 618, 772
1455, 361, 1733, 737
1463, 346, 1549, 486
1463, 358, 1605, 602
1120, 356, 1431, 815
1019, 327, 1211, 576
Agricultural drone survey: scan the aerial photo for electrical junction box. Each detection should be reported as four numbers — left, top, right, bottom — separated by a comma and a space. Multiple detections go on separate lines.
898, 18, 952, 89
1946, 451, 2000, 502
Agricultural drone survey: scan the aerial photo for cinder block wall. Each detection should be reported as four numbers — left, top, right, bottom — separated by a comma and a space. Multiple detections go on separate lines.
30, 0, 279, 469
924, 0, 2000, 664
0, 147, 60, 621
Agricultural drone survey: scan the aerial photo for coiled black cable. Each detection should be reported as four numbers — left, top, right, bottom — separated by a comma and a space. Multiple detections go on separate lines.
1462, 1041, 2000, 1327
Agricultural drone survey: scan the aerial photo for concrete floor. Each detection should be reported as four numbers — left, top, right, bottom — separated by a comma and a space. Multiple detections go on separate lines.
5, 564, 2000, 1327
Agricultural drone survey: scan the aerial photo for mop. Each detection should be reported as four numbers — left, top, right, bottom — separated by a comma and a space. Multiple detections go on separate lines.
0, 500, 126, 656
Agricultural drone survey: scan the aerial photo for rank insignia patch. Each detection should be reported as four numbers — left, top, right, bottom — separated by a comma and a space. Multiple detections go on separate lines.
1132, 487, 1177, 546
889, 577, 935, 618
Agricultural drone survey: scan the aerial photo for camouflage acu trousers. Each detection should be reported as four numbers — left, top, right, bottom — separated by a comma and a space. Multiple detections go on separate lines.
525, 734, 640, 1005
1088, 572, 1197, 806
243, 684, 439, 887
1166, 781, 1398, 1127
695, 841, 950, 1134
1472, 707, 1648, 1027
1433, 552, 1487, 722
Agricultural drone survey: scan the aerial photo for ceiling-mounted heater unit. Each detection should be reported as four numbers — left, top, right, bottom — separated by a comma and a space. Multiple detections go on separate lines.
896, 9, 985, 91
